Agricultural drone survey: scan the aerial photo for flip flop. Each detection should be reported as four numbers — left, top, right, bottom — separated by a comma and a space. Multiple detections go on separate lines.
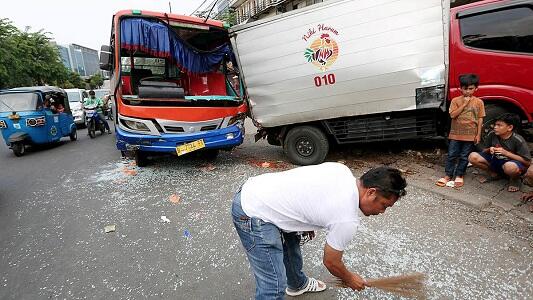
508, 177, 521, 192
454, 177, 464, 188
435, 177, 449, 187
529, 204, 533, 213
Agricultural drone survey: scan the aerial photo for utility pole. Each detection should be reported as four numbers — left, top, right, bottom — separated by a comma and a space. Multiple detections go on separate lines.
169, 2, 172, 13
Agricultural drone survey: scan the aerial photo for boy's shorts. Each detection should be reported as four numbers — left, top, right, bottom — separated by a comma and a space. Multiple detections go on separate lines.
478, 152, 527, 176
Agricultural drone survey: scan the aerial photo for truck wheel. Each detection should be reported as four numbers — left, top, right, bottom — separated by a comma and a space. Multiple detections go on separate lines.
283, 126, 329, 165
12, 142, 25, 157
69, 128, 77, 141
481, 104, 510, 143
135, 151, 149, 167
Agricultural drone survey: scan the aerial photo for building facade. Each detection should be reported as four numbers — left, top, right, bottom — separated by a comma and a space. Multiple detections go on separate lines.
230, 0, 323, 24
56, 43, 100, 78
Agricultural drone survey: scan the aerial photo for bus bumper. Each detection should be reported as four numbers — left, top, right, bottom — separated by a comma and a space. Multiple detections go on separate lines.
115, 124, 244, 153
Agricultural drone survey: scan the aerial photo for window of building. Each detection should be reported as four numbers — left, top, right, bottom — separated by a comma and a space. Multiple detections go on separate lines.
460, 6, 533, 54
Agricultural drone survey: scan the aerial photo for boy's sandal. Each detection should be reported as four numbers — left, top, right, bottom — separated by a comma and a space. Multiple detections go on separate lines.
454, 177, 464, 188
285, 278, 326, 296
435, 177, 449, 187
508, 177, 521, 192
529, 204, 533, 213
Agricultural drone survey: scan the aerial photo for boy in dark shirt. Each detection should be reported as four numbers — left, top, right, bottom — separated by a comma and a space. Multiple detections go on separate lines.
469, 114, 531, 192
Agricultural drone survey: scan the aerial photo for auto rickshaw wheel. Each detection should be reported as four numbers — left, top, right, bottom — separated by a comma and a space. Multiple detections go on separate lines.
70, 128, 77, 141
135, 151, 149, 167
12, 142, 25, 157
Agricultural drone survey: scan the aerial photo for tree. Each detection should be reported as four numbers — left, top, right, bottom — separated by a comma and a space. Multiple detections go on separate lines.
0, 18, 70, 89
216, 9, 237, 26
88, 73, 104, 89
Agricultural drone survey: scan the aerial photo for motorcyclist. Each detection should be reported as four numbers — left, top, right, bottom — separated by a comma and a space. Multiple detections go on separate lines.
84, 90, 111, 134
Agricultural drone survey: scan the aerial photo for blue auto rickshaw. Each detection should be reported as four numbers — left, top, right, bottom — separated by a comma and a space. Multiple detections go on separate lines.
0, 86, 77, 156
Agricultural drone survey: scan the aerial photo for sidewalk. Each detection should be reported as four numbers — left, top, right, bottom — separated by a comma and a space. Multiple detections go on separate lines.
396, 160, 533, 223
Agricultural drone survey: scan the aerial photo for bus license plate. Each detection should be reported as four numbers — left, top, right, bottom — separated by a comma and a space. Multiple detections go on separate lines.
176, 139, 205, 156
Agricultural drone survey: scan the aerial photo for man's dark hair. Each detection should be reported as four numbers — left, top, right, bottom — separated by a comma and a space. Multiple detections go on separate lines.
360, 166, 407, 198
89, 90, 95, 95
459, 73, 480, 88
496, 113, 520, 130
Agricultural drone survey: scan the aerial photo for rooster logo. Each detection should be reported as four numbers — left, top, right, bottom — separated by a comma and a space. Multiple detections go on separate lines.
304, 33, 339, 71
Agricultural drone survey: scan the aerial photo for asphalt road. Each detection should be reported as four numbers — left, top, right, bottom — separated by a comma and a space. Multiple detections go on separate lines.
0, 128, 531, 299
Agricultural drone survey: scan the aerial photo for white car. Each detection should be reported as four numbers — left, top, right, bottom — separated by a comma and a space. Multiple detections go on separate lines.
65, 89, 88, 126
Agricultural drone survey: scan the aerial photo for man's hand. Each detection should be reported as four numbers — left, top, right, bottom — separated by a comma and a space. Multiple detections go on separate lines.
323, 243, 368, 292
494, 147, 509, 157
474, 135, 481, 144
490, 147, 496, 155
345, 272, 368, 291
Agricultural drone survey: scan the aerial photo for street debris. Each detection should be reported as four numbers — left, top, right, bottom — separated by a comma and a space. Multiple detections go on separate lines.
161, 216, 171, 223
198, 163, 216, 172
249, 160, 290, 170
184, 229, 191, 239
398, 168, 417, 175
122, 167, 137, 176
104, 224, 116, 233
169, 194, 181, 204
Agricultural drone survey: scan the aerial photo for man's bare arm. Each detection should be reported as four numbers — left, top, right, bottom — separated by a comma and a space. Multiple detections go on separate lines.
323, 243, 367, 291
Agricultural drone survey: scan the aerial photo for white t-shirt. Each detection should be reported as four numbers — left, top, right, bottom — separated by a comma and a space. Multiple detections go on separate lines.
241, 162, 360, 251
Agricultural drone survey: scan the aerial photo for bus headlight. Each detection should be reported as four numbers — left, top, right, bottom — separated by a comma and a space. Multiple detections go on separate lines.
121, 119, 150, 131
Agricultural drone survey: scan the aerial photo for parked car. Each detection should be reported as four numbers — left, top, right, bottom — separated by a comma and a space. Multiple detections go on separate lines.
93, 89, 110, 100
65, 88, 88, 126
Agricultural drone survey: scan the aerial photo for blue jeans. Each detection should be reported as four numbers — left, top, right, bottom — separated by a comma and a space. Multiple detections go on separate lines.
231, 189, 308, 300
445, 140, 474, 177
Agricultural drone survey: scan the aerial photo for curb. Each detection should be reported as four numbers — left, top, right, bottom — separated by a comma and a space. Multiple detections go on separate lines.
408, 177, 492, 210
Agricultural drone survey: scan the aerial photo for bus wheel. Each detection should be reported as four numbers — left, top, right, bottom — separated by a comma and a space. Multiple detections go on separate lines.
202, 149, 219, 161
283, 126, 329, 165
12, 142, 25, 157
135, 151, 149, 167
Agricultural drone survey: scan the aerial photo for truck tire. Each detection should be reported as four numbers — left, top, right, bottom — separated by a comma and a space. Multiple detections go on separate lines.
481, 104, 510, 142
283, 126, 329, 165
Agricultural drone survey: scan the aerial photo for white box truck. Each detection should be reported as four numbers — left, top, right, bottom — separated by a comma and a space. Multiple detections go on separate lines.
230, 0, 450, 165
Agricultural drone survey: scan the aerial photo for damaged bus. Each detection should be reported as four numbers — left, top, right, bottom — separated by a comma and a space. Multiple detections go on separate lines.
100, 10, 246, 166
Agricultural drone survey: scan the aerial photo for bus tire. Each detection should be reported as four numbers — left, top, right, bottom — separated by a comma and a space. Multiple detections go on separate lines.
283, 125, 329, 165
135, 151, 149, 167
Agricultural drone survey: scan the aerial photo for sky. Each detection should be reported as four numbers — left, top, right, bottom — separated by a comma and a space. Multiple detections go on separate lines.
1, 0, 210, 51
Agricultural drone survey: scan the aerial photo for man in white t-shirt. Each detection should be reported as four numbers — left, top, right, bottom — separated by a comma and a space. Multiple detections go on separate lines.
231, 163, 407, 299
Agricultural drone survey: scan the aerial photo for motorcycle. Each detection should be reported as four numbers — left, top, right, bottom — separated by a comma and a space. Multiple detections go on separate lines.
84, 105, 106, 138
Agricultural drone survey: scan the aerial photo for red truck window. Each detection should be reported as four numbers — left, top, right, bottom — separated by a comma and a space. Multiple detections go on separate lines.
460, 7, 533, 55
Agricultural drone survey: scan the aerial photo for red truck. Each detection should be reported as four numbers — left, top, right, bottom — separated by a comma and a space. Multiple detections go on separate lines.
450, 0, 533, 137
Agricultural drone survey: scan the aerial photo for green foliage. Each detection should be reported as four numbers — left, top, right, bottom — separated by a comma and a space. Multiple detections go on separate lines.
88, 73, 104, 89
0, 18, 71, 89
217, 9, 237, 26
